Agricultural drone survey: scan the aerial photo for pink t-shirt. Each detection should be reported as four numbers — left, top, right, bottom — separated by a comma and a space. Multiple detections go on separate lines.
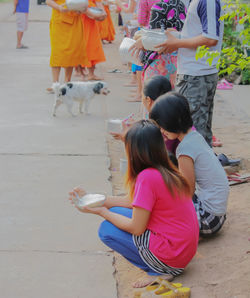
132, 168, 199, 268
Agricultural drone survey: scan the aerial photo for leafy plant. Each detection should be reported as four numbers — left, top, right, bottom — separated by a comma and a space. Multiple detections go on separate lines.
195, 0, 250, 84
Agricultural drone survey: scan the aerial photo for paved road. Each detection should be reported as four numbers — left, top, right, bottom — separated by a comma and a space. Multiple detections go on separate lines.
0, 1, 117, 297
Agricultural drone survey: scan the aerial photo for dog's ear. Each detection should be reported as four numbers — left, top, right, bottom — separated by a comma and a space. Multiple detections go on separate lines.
93, 82, 104, 94
67, 83, 73, 89
60, 87, 67, 96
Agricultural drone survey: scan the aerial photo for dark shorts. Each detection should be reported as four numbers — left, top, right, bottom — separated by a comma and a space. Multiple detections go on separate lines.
193, 195, 226, 236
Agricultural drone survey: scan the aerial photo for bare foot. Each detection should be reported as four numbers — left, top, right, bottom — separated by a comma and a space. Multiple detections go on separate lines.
87, 75, 103, 81
123, 83, 137, 87
132, 274, 174, 288
74, 71, 82, 77
126, 95, 141, 102
46, 87, 54, 94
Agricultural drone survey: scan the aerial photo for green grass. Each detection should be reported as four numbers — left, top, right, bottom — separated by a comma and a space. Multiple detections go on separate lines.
0, 0, 12, 3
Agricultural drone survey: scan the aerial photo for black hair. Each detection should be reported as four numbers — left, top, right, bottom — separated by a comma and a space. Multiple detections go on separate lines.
149, 91, 193, 133
143, 75, 172, 101
124, 119, 190, 199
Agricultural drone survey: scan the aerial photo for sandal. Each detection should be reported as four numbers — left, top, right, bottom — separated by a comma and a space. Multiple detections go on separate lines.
217, 153, 241, 167
134, 278, 190, 298
228, 173, 250, 186
217, 79, 233, 90
212, 135, 223, 147
16, 44, 29, 49
107, 69, 123, 73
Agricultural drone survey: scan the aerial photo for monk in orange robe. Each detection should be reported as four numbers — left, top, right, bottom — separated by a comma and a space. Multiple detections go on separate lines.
46, 0, 88, 91
82, 0, 106, 80
99, 2, 115, 43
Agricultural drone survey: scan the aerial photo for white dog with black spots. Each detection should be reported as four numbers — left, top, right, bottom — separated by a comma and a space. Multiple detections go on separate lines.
53, 81, 110, 117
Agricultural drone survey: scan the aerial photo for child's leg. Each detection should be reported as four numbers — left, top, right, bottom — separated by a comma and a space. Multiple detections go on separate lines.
98, 207, 158, 275
17, 31, 24, 47
16, 13, 27, 48
135, 70, 142, 99
127, 66, 142, 102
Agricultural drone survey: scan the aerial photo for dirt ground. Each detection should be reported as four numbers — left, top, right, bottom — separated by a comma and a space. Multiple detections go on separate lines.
101, 26, 250, 298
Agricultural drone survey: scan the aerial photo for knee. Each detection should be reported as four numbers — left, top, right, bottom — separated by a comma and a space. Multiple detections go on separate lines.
98, 220, 113, 244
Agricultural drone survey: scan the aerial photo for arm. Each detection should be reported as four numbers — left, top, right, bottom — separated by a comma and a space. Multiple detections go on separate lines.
156, 31, 218, 54
95, 1, 107, 19
100, 206, 150, 235
13, 0, 18, 14
69, 187, 132, 209
178, 155, 196, 196
116, 0, 136, 13
103, 195, 133, 209
46, 0, 68, 12
69, 188, 150, 235
85, 2, 107, 21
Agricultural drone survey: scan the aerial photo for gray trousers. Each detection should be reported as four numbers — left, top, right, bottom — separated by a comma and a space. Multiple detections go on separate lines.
175, 73, 218, 147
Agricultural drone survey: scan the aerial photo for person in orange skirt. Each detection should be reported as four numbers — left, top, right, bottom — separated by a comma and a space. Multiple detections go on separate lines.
98, 1, 115, 43
82, 0, 107, 81
46, 0, 88, 92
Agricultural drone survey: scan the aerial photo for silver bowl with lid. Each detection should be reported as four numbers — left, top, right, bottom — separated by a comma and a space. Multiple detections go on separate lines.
73, 192, 106, 208
88, 7, 104, 17
119, 37, 143, 65
66, 0, 88, 11
141, 28, 180, 52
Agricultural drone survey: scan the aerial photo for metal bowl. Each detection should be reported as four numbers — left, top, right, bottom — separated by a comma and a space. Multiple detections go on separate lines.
141, 28, 180, 52
66, 0, 88, 11
88, 7, 104, 17
119, 37, 142, 65
107, 119, 122, 133
141, 29, 167, 52
73, 193, 106, 208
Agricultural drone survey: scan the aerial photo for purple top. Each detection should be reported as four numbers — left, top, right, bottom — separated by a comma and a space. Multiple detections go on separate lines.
165, 126, 196, 155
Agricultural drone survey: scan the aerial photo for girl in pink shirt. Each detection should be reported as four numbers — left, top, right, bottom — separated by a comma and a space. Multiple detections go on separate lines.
69, 120, 199, 288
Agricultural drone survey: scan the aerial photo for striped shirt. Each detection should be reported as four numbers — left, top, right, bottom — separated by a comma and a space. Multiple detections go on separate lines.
178, 0, 224, 75
137, 0, 160, 27
133, 230, 184, 275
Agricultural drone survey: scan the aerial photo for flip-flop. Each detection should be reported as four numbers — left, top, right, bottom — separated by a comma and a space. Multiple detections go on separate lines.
212, 135, 223, 147
221, 79, 233, 87
16, 45, 29, 49
228, 173, 250, 186
107, 69, 122, 73
217, 153, 241, 167
134, 278, 191, 298
126, 97, 141, 102
217, 79, 233, 90
134, 277, 178, 296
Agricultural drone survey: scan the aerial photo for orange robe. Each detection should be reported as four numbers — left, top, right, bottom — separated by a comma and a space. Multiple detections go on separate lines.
99, 5, 115, 42
81, 0, 106, 67
49, 0, 88, 67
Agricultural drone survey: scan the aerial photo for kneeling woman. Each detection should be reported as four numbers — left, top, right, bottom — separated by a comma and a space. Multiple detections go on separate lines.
69, 120, 199, 288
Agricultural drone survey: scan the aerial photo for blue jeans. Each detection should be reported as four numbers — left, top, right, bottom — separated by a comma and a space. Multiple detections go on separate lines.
98, 207, 159, 276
